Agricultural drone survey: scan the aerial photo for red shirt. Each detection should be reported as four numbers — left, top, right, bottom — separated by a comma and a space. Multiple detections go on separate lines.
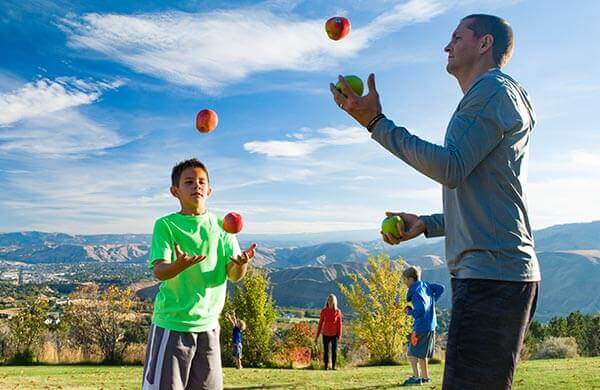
316, 308, 342, 338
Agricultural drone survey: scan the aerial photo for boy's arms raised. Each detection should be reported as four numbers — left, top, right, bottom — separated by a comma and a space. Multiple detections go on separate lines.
225, 312, 236, 325
227, 243, 257, 282
153, 244, 206, 281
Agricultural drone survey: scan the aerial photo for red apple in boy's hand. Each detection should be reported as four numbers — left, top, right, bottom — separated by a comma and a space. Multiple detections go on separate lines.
222, 212, 243, 234
325, 16, 351, 41
196, 109, 218, 133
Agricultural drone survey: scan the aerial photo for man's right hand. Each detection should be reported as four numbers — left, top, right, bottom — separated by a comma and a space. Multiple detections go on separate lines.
380, 212, 426, 245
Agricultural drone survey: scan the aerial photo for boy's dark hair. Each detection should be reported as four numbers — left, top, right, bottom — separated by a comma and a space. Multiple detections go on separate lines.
402, 265, 421, 281
462, 14, 514, 67
171, 158, 209, 187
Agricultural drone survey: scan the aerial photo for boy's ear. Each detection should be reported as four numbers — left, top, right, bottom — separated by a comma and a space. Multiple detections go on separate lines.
170, 186, 179, 198
206, 186, 212, 197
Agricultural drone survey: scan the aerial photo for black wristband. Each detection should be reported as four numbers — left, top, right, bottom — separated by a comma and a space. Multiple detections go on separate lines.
367, 113, 386, 132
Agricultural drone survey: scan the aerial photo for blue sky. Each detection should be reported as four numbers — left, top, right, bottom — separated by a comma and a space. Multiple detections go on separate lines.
1, 0, 599, 235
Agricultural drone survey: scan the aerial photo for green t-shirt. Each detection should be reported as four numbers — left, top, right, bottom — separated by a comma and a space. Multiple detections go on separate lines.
148, 211, 241, 332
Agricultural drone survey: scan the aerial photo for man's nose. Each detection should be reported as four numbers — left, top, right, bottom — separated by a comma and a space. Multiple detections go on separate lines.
444, 43, 451, 53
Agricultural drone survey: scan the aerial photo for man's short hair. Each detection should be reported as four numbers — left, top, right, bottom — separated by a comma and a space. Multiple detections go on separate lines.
403, 265, 422, 281
171, 158, 209, 187
463, 14, 514, 67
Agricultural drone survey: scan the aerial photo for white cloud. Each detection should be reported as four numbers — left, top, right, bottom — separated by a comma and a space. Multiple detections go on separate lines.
0, 77, 123, 126
0, 110, 127, 156
60, 0, 446, 93
530, 149, 600, 175
244, 125, 369, 157
0, 77, 127, 156
528, 177, 600, 229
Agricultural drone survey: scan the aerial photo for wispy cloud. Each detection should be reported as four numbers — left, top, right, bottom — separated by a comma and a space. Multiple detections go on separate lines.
0, 77, 122, 126
0, 77, 127, 156
244, 126, 369, 157
60, 0, 446, 93
0, 110, 126, 156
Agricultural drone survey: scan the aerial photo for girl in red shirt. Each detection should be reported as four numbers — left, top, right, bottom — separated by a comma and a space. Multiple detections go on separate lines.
315, 294, 343, 370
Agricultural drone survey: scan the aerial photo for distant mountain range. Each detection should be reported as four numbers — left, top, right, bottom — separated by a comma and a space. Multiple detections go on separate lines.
1, 221, 599, 320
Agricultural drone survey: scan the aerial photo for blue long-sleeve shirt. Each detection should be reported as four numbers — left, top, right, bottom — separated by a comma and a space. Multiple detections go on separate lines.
406, 281, 445, 333
371, 69, 541, 282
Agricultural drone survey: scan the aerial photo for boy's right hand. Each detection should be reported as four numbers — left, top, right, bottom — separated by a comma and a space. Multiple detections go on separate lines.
381, 211, 426, 245
174, 244, 206, 270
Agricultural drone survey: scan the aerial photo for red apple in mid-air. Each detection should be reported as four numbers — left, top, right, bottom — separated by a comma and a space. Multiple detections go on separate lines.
222, 212, 243, 234
325, 16, 351, 41
196, 109, 218, 133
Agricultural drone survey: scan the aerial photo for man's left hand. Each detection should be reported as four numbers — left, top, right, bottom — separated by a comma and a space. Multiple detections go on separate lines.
330, 73, 383, 128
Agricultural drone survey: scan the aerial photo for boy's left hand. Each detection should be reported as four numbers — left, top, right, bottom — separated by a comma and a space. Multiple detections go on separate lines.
230, 243, 257, 266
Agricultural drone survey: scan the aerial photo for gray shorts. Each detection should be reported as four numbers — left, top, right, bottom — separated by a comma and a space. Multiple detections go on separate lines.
408, 330, 435, 359
142, 324, 222, 390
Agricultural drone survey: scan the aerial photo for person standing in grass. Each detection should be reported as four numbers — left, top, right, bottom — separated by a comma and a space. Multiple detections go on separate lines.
332, 14, 540, 390
315, 294, 343, 370
142, 158, 257, 390
401, 266, 445, 386
225, 311, 247, 369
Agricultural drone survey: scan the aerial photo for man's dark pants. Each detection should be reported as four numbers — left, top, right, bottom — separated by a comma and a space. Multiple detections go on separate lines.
443, 278, 539, 390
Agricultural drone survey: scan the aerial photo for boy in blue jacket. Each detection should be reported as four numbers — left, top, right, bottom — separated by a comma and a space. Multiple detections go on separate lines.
402, 266, 445, 386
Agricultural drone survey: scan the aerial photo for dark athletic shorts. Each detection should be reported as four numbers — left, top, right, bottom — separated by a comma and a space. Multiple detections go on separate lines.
443, 278, 539, 390
408, 330, 435, 359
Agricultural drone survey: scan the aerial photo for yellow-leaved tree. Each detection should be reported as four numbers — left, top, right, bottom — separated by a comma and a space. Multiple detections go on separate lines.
338, 254, 412, 364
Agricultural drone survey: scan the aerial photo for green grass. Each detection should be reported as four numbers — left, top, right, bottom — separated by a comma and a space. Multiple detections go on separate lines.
0, 357, 599, 389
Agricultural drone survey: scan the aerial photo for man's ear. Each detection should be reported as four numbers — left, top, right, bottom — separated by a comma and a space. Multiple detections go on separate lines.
170, 186, 179, 198
480, 34, 494, 54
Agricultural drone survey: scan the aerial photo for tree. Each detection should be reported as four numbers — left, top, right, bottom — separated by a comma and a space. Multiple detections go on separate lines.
221, 269, 277, 367
64, 283, 137, 363
338, 254, 412, 364
8, 296, 49, 362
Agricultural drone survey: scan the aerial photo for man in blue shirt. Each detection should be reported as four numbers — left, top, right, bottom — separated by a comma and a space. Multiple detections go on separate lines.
332, 14, 540, 390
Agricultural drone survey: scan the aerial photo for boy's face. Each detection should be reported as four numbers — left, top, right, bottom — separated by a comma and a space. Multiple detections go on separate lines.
170, 167, 212, 210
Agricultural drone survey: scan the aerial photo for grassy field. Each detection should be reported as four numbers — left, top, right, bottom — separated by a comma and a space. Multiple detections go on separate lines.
0, 357, 599, 389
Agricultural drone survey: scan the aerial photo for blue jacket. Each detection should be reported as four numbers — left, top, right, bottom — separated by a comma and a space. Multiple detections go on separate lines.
406, 281, 445, 333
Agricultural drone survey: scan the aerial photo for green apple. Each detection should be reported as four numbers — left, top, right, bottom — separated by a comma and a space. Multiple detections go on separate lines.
381, 215, 405, 239
335, 75, 364, 97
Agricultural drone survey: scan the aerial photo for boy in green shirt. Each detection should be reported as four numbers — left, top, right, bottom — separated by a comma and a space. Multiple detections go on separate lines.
142, 158, 256, 390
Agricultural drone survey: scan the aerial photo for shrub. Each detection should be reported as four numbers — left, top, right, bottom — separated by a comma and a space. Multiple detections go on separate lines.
532, 337, 579, 359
